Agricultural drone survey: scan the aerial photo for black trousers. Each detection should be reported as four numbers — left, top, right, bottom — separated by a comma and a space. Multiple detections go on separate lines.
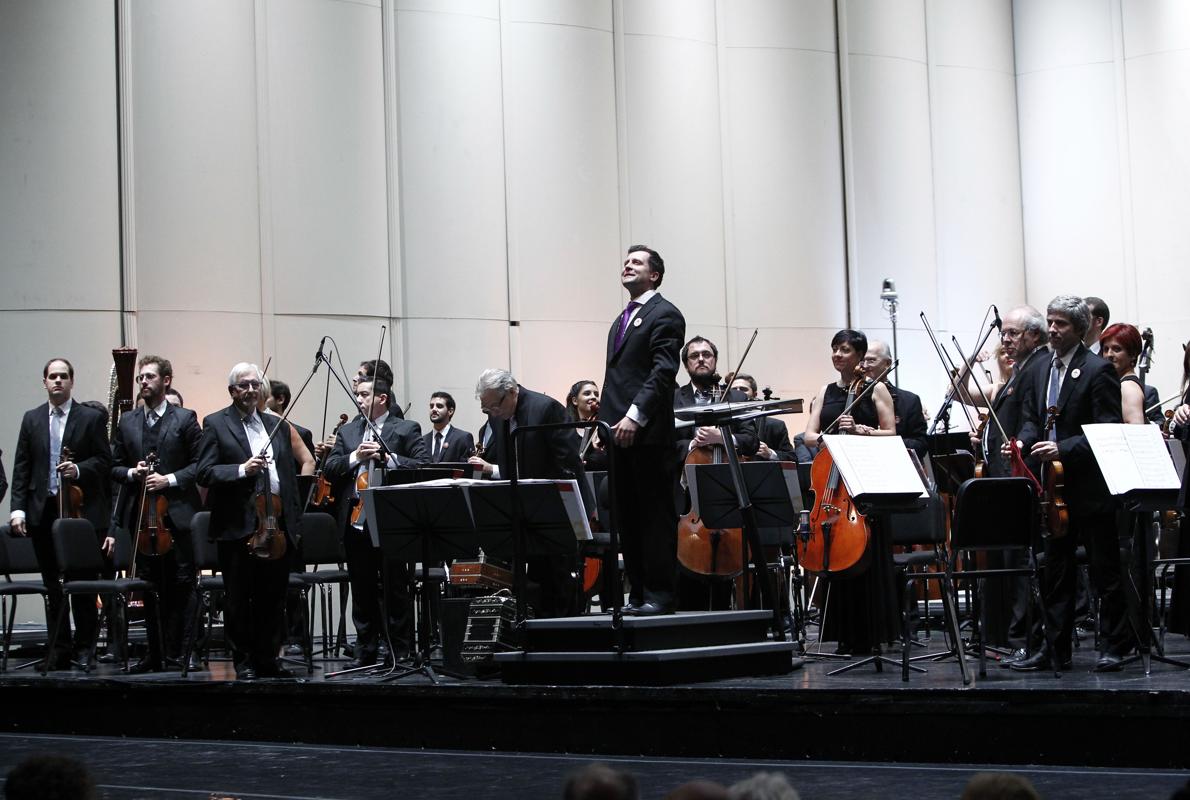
30, 506, 100, 659
136, 525, 197, 663
343, 525, 411, 658
612, 444, 677, 607
217, 538, 289, 670
1042, 511, 1135, 658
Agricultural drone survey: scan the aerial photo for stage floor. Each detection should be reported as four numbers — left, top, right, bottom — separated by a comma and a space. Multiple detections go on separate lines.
0, 732, 1186, 800
3, 625, 1190, 771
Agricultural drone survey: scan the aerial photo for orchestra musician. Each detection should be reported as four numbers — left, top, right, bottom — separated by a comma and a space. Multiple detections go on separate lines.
9, 358, 112, 670
1166, 343, 1190, 635
196, 363, 305, 680
266, 379, 316, 465
1098, 323, 1146, 424
1082, 296, 1110, 355
860, 340, 928, 459
422, 391, 474, 463
313, 358, 404, 464
729, 374, 796, 463
324, 375, 428, 668
803, 330, 898, 655
566, 380, 606, 470
600, 245, 685, 616
471, 368, 594, 617
1009, 296, 1134, 672
110, 355, 203, 673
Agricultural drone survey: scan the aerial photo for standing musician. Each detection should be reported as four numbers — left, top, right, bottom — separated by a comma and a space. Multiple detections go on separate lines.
9, 358, 112, 670
324, 376, 428, 668
729, 374, 796, 463
313, 358, 404, 464
600, 245, 685, 616
197, 362, 305, 680
1083, 296, 1110, 355
860, 340, 928, 459
674, 336, 758, 611
1009, 295, 1133, 672
1166, 344, 1190, 634
110, 355, 203, 673
471, 369, 594, 617
803, 330, 897, 655
1099, 323, 1146, 424
422, 391, 474, 463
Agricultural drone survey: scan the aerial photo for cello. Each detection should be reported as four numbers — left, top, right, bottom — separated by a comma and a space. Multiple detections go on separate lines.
798, 370, 872, 576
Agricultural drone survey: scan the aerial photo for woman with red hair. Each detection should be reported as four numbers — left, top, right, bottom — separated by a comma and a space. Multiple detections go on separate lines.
1099, 322, 1145, 424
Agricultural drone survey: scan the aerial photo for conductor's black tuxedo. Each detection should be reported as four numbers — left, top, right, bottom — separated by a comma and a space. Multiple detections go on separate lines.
197, 405, 305, 675
1017, 343, 1131, 659
421, 425, 474, 464
601, 292, 685, 608
324, 412, 428, 661
10, 399, 112, 662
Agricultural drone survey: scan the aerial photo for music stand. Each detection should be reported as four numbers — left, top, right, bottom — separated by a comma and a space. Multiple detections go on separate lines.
363, 482, 480, 683
1118, 488, 1187, 674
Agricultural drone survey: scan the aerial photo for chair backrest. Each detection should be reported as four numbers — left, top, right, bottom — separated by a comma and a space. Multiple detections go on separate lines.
51, 518, 106, 575
110, 528, 135, 572
888, 490, 947, 547
189, 511, 219, 571
300, 512, 343, 566
1, 533, 42, 576
585, 471, 611, 528
950, 477, 1038, 552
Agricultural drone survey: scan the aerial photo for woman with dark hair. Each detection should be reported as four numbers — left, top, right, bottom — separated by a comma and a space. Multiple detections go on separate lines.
566, 379, 605, 470
802, 329, 897, 655
1099, 322, 1146, 424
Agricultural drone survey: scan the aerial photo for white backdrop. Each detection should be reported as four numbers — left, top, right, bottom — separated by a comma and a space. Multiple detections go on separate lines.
2, 0, 1188, 489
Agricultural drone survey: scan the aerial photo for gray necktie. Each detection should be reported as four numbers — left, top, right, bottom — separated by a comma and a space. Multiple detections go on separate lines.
1046, 357, 1062, 441
147, 410, 159, 428
49, 406, 63, 494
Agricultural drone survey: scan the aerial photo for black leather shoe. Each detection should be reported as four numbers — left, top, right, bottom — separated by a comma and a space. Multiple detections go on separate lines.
999, 648, 1028, 668
72, 651, 96, 672
97, 652, 120, 665
1095, 652, 1125, 672
234, 665, 257, 681
1010, 651, 1071, 672
633, 601, 674, 616
622, 601, 643, 615
256, 663, 296, 679
345, 655, 377, 670
127, 658, 162, 674
283, 643, 304, 657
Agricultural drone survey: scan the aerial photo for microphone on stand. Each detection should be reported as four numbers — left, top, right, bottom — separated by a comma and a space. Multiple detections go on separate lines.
992, 306, 1002, 331
314, 336, 327, 366
880, 279, 899, 387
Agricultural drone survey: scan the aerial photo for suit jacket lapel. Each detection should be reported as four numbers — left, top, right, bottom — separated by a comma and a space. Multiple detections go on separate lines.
225, 407, 253, 460
128, 408, 145, 458
1055, 346, 1085, 414
60, 403, 80, 451
613, 295, 660, 356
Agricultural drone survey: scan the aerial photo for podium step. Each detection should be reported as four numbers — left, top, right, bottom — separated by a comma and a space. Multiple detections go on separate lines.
521, 610, 773, 653
494, 641, 799, 685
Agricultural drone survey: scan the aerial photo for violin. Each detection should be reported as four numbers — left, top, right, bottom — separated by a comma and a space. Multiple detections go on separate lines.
798, 371, 871, 576
308, 413, 349, 509
973, 413, 990, 478
57, 446, 85, 520
135, 451, 173, 557
1039, 405, 1069, 539
249, 456, 287, 560
350, 436, 386, 526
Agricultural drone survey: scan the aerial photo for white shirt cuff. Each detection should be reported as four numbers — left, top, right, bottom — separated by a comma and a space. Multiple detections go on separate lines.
627, 405, 648, 426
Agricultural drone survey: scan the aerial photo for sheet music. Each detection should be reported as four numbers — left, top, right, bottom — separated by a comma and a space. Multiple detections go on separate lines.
822, 435, 928, 498
1082, 424, 1180, 495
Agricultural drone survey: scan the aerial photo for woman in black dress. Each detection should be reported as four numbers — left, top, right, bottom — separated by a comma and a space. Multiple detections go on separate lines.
803, 329, 897, 654
565, 379, 606, 470
1099, 323, 1146, 424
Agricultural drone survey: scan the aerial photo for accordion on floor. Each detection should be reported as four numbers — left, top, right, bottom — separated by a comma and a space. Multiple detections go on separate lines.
461, 590, 531, 664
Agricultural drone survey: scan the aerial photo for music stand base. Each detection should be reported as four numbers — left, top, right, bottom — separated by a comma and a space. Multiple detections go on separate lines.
829, 651, 924, 676
1116, 652, 1190, 675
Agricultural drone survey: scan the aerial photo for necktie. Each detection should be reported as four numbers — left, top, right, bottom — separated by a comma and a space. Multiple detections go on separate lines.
1046, 357, 1062, 441
613, 301, 640, 351
147, 410, 158, 428
433, 431, 443, 462
49, 406, 63, 494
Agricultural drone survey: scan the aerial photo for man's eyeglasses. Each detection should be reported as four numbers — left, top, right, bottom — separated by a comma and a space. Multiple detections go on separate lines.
1000, 328, 1023, 340
234, 380, 262, 391
136, 373, 159, 382
687, 351, 715, 362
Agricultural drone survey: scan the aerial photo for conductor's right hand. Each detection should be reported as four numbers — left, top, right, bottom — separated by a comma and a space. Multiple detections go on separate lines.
9, 518, 26, 537
611, 417, 640, 448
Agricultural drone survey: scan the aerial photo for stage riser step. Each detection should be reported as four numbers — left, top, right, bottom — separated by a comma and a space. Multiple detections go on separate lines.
521, 610, 774, 653
495, 642, 798, 685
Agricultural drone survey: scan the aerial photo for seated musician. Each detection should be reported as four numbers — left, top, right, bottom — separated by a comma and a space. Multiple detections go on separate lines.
566, 380, 606, 470
803, 330, 897, 655
422, 391, 474, 464
860, 340, 928, 459
323, 376, 428, 668
674, 336, 759, 611
1099, 323, 1146, 424
728, 374, 795, 462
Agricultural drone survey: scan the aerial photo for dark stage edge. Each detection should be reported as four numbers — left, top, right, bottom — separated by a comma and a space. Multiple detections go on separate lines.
3, 639, 1190, 770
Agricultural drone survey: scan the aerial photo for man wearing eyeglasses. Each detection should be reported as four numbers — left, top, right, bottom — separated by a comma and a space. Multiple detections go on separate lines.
197, 363, 305, 680
110, 355, 203, 673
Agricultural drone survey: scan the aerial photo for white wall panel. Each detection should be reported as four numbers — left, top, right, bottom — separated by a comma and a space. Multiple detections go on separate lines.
1012, 0, 1114, 74
1122, 0, 1190, 57
128, 0, 262, 315
506, 0, 611, 30
396, 7, 508, 321
720, 0, 835, 51
266, 0, 388, 317
515, 321, 616, 409
846, 0, 927, 62
929, 0, 1015, 72
403, 319, 511, 437
622, 25, 725, 332
0, 1, 119, 311
622, 0, 717, 44
503, 16, 621, 324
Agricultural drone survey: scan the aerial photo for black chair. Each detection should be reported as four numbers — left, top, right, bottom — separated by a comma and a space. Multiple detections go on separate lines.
0, 529, 50, 672
297, 512, 350, 660
182, 512, 225, 676
580, 471, 620, 613
904, 477, 1049, 684
44, 520, 160, 674
889, 490, 948, 648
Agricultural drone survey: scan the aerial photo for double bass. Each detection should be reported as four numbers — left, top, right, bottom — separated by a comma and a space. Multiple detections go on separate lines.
798, 371, 871, 576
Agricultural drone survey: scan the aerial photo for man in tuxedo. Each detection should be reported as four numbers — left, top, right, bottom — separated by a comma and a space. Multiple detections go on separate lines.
423, 391, 474, 463
1082, 296, 1110, 355
860, 341, 928, 459
729, 374, 796, 463
324, 376, 427, 667
600, 245, 685, 616
110, 355, 203, 672
197, 362, 305, 680
473, 369, 593, 617
9, 358, 112, 669
1010, 295, 1133, 672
